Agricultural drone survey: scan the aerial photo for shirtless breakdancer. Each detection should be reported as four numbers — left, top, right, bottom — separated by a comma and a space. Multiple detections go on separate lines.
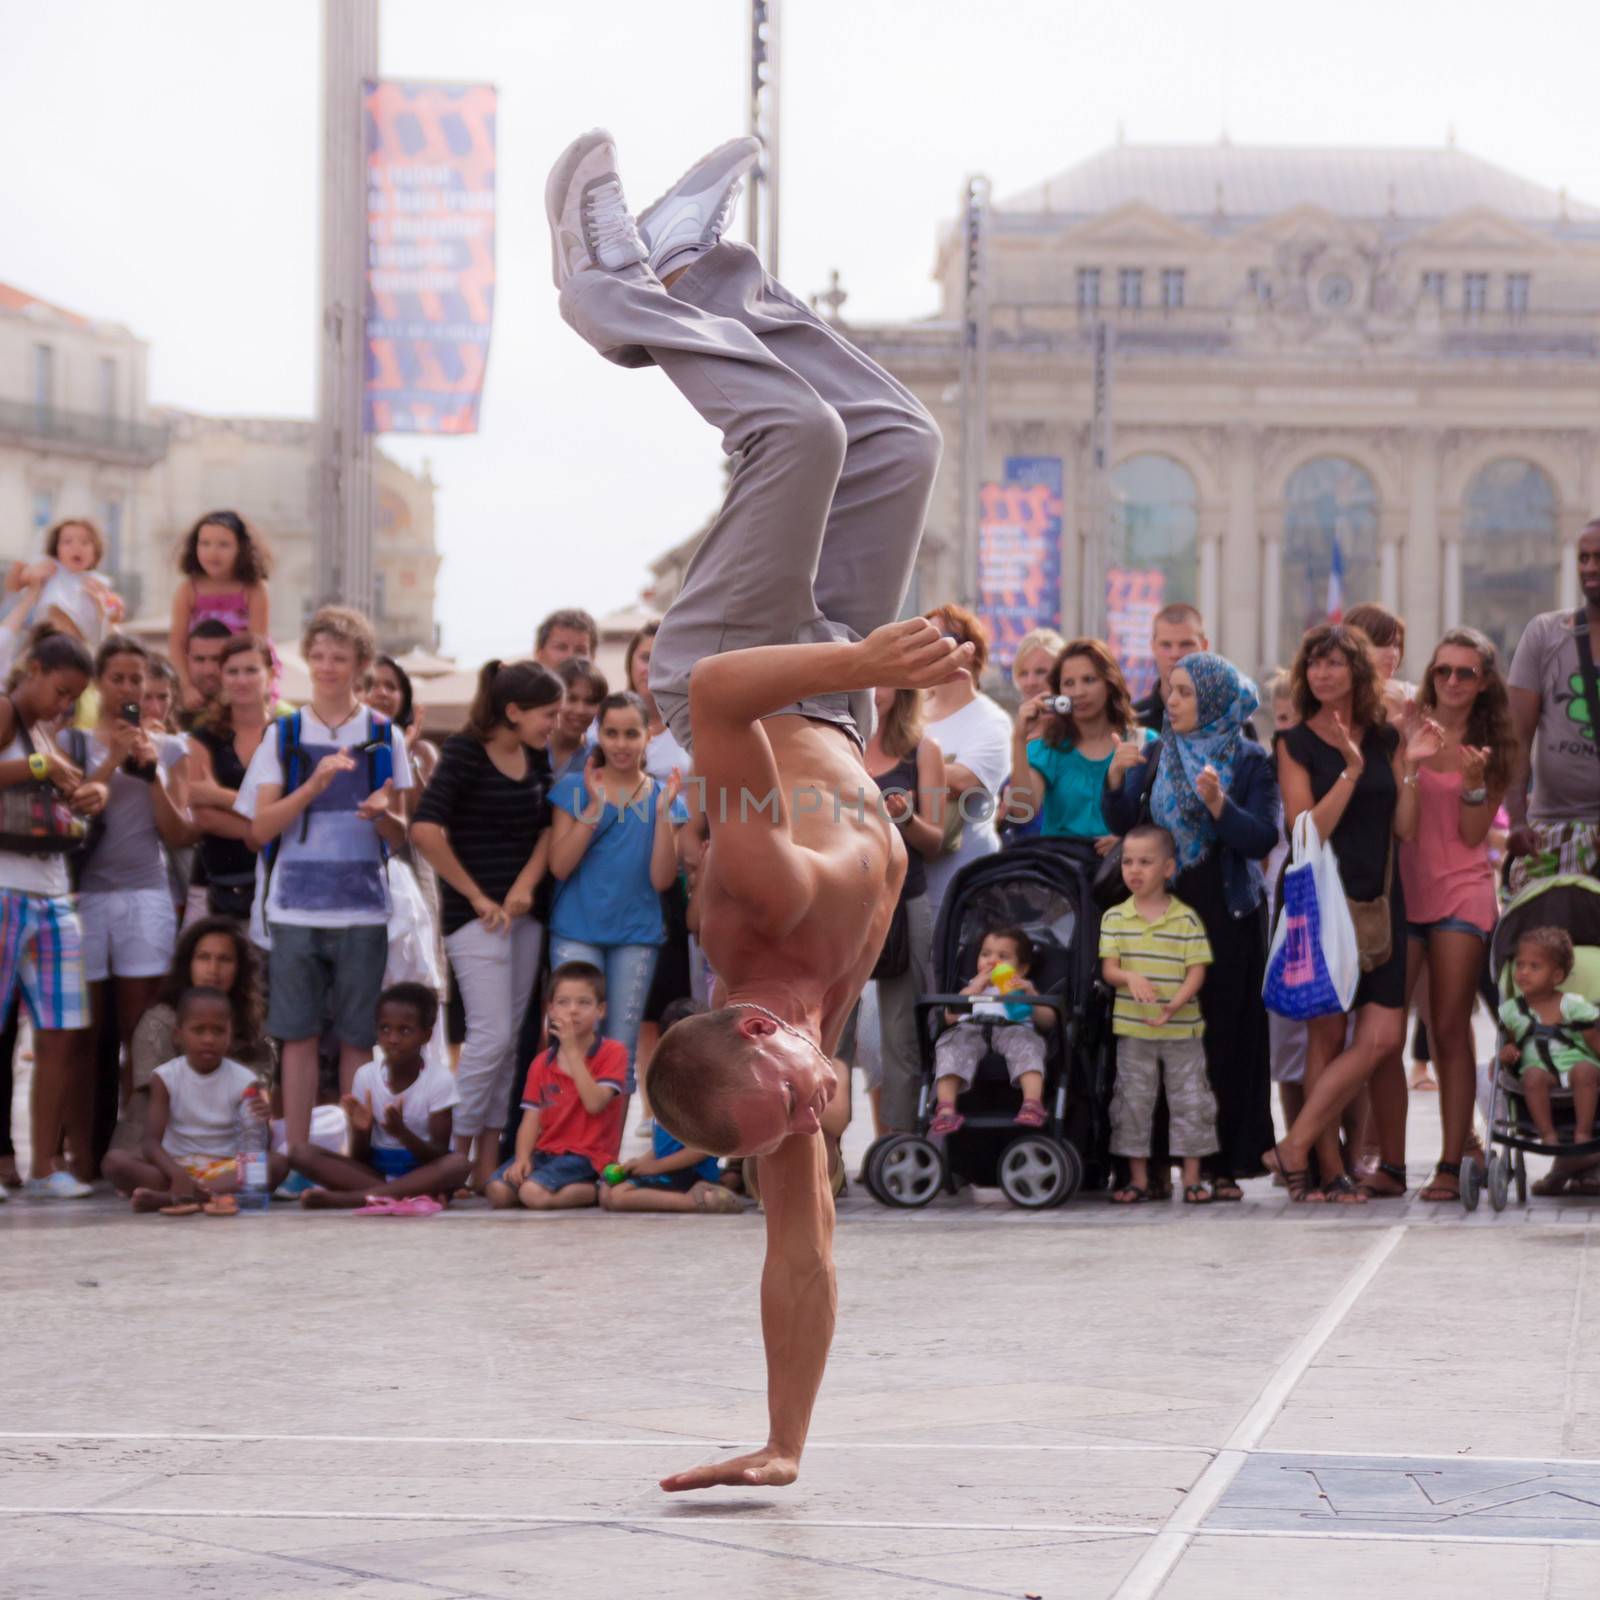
549, 130, 974, 1493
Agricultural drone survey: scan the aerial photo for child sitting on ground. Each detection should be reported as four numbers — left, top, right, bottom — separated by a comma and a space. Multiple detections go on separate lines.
102, 987, 286, 1213
486, 961, 627, 1211
289, 982, 470, 1208
1499, 926, 1600, 1148
605, 998, 741, 1213
929, 925, 1055, 1136
1099, 824, 1217, 1206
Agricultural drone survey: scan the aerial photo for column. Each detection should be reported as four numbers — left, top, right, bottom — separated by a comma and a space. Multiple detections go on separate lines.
1403, 430, 1441, 647
1260, 526, 1282, 674
1442, 538, 1462, 628
1223, 427, 1259, 671
1198, 533, 1220, 631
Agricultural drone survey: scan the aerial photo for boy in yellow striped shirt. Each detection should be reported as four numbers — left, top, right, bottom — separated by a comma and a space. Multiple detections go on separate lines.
1099, 824, 1216, 1206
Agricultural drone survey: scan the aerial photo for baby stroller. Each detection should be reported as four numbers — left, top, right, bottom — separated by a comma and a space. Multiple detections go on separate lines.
1469, 873, 1600, 1213
860, 840, 1111, 1210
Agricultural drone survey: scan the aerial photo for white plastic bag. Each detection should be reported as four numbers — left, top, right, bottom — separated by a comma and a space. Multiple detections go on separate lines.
1262, 812, 1360, 1018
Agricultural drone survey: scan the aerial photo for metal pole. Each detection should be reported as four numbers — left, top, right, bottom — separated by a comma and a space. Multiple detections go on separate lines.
1084, 319, 1115, 637
764, 0, 781, 278
315, 0, 379, 623
746, 1, 769, 259
957, 175, 990, 610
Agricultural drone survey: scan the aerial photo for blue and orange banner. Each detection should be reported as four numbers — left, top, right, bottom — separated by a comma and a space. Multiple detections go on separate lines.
977, 456, 1063, 666
364, 80, 497, 435
1107, 568, 1167, 699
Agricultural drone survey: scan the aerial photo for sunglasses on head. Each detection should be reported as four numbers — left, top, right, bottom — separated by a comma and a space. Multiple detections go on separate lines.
1431, 663, 1481, 683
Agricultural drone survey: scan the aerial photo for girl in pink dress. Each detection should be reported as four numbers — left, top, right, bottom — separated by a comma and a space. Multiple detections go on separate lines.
1395, 628, 1516, 1201
167, 511, 271, 710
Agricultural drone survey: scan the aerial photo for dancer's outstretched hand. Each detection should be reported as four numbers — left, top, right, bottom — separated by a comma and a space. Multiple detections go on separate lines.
660, 1446, 799, 1493
858, 618, 975, 689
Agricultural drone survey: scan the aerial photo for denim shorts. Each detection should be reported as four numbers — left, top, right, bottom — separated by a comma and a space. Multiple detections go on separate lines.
492, 1150, 601, 1193
1407, 917, 1490, 944
265, 922, 389, 1046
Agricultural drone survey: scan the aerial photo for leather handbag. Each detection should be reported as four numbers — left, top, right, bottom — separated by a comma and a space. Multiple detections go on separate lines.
1346, 836, 1394, 973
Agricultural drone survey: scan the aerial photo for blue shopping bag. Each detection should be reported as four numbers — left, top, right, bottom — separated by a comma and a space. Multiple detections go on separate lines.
1263, 814, 1360, 1019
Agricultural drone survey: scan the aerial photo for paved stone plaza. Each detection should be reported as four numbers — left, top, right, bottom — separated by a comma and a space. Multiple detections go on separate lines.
3, 1093, 1598, 1599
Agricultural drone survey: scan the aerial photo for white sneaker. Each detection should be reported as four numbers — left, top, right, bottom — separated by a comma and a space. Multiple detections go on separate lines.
544, 128, 647, 290
27, 1171, 92, 1200
637, 136, 761, 278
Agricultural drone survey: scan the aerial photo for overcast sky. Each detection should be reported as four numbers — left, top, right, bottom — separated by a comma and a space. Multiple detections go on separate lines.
4, 0, 1598, 659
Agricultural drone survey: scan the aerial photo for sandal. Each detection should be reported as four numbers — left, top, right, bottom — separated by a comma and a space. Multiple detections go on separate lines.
1262, 1143, 1312, 1203
158, 1201, 202, 1217
1319, 1173, 1368, 1205
1110, 1184, 1148, 1205
1013, 1098, 1047, 1128
928, 1107, 965, 1137
1418, 1161, 1461, 1203
202, 1195, 238, 1216
1209, 1177, 1244, 1202
1183, 1183, 1212, 1205
1358, 1161, 1408, 1200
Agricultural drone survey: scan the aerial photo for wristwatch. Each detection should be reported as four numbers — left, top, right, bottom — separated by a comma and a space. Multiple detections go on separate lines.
26, 752, 48, 782
1461, 786, 1488, 806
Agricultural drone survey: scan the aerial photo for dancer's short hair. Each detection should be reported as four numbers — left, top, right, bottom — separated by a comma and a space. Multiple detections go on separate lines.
644, 1009, 751, 1156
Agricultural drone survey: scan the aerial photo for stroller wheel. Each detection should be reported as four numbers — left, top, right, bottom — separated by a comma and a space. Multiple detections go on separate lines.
1460, 1156, 1481, 1213
859, 1136, 895, 1203
873, 1135, 945, 1209
997, 1135, 1081, 1210
1514, 1149, 1528, 1205
1487, 1151, 1511, 1213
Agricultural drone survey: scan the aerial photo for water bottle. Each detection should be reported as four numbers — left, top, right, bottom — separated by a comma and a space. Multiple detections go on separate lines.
236, 1086, 271, 1212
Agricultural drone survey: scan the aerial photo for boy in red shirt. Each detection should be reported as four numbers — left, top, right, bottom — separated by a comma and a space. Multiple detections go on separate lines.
486, 962, 626, 1210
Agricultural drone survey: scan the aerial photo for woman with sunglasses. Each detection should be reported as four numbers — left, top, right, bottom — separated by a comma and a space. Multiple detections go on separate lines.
1381, 630, 1513, 1201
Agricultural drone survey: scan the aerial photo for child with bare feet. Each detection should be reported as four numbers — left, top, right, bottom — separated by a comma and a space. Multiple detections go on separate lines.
929, 927, 1054, 1136
601, 999, 740, 1213
1499, 927, 1600, 1149
103, 988, 285, 1213
1100, 825, 1217, 1205
486, 962, 627, 1212
290, 983, 469, 1209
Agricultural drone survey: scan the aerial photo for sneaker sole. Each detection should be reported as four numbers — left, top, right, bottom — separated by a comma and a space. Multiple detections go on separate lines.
544, 126, 616, 285
637, 135, 762, 255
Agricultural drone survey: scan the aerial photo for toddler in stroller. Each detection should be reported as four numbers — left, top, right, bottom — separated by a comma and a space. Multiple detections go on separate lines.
1498, 926, 1600, 1150
928, 926, 1055, 1136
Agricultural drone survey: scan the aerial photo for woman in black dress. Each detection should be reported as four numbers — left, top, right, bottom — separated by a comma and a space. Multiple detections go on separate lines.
1104, 651, 1280, 1195
1264, 624, 1443, 1203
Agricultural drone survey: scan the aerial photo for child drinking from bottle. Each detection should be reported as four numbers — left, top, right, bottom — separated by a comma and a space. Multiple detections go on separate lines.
289, 983, 470, 1208
929, 925, 1054, 1136
102, 988, 284, 1213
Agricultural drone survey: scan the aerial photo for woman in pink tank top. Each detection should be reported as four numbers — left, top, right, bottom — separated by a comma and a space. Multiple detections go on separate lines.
1396, 629, 1516, 1201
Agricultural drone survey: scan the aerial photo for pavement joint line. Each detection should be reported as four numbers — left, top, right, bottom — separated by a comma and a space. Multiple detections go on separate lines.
0, 1507, 1157, 1536
1108, 1222, 1409, 1600
1195, 1524, 1600, 1550
0, 1430, 1207, 1454
1254, 1446, 1600, 1469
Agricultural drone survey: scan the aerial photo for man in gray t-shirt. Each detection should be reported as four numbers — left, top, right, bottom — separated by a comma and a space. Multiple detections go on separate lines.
1506, 519, 1600, 885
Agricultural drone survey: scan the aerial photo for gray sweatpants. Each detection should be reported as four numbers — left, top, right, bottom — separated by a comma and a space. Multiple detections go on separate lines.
558, 242, 941, 753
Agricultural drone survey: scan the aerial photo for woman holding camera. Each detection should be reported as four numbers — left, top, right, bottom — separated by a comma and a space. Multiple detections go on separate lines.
1009, 638, 1152, 850
69, 635, 196, 1167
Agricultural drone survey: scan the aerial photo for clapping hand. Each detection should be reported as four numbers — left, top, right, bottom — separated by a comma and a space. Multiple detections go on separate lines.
381, 1102, 407, 1139
1404, 717, 1446, 766
1330, 711, 1365, 775
1194, 763, 1224, 818
1459, 745, 1491, 789
356, 779, 395, 822
658, 767, 683, 815
340, 1093, 373, 1135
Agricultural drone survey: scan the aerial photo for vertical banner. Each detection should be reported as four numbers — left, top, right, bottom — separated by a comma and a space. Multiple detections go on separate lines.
1106, 567, 1166, 698
364, 80, 497, 435
977, 456, 1063, 667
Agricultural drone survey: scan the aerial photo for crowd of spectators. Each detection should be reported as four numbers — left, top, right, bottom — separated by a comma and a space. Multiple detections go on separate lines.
1, 506, 1597, 1214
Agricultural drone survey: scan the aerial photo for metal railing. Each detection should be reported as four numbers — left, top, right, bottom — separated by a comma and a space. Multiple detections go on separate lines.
0, 398, 170, 463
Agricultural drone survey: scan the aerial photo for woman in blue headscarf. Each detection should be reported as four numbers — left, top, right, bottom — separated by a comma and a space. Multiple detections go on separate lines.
1104, 651, 1281, 1196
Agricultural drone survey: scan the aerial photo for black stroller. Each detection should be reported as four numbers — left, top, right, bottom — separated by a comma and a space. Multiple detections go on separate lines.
1468, 873, 1600, 1212
860, 840, 1111, 1210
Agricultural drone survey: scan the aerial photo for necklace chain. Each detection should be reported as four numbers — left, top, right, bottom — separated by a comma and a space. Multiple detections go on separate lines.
728, 1002, 832, 1066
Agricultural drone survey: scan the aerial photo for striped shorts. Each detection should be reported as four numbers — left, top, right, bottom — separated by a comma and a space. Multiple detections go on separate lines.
0, 890, 89, 1033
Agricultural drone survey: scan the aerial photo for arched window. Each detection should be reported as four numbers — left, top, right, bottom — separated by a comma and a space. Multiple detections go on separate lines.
1112, 453, 1198, 605
1463, 459, 1557, 664
1281, 458, 1379, 665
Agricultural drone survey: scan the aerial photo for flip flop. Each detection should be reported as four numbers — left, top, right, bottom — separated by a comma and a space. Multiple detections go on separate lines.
355, 1195, 444, 1217
202, 1195, 239, 1217
1110, 1185, 1149, 1205
1183, 1184, 1213, 1205
159, 1202, 202, 1217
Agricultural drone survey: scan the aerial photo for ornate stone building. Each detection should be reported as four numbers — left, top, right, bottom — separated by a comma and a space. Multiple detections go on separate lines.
841, 142, 1600, 677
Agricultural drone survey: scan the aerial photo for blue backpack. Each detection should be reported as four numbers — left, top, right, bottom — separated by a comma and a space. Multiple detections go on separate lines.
260, 709, 395, 883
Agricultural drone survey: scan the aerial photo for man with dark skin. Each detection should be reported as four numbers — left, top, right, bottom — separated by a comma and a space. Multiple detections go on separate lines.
548, 126, 967, 1492
1505, 520, 1600, 1194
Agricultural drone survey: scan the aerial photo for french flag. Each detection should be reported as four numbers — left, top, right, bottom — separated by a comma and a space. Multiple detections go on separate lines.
1327, 536, 1345, 623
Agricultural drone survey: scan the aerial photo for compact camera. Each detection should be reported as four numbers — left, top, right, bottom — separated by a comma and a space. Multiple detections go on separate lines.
1046, 695, 1073, 716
